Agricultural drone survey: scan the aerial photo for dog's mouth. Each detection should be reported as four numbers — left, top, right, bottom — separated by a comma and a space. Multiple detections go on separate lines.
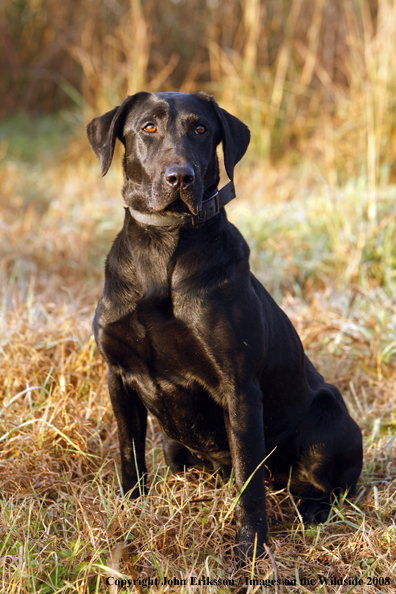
125, 177, 206, 217
149, 183, 203, 216
163, 192, 202, 216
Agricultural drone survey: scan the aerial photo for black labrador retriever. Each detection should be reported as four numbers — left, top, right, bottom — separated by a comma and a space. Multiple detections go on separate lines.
87, 91, 363, 561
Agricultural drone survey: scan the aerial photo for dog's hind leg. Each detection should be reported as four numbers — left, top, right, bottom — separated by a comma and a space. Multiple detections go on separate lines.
290, 388, 363, 523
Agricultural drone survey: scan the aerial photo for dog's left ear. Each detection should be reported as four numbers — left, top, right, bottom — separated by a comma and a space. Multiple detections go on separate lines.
197, 93, 250, 181
86, 92, 150, 176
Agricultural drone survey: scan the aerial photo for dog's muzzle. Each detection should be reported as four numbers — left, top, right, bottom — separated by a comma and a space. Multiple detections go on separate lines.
128, 181, 236, 228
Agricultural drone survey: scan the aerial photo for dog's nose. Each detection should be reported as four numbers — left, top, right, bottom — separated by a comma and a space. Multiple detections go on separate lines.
165, 165, 195, 189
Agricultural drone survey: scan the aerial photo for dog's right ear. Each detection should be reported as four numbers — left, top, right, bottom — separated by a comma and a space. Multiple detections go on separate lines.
86, 92, 149, 176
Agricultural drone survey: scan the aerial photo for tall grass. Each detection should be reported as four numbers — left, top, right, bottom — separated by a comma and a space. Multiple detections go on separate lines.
2, 0, 396, 183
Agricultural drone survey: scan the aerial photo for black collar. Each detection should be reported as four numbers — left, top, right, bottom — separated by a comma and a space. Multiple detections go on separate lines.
128, 181, 236, 227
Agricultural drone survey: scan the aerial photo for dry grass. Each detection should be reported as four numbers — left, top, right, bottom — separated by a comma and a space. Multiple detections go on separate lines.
1, 126, 396, 593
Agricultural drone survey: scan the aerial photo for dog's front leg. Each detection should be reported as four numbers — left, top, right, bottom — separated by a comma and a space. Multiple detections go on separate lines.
224, 382, 267, 563
108, 367, 148, 498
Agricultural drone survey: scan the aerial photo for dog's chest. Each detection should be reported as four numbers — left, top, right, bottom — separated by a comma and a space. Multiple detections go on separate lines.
103, 302, 231, 453
102, 299, 224, 392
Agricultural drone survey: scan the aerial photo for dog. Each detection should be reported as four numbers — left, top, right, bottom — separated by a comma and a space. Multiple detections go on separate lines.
86, 91, 363, 562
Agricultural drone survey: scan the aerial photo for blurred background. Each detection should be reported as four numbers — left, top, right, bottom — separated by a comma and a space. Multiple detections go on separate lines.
1, 0, 396, 369
1, 0, 396, 383
2, 0, 396, 177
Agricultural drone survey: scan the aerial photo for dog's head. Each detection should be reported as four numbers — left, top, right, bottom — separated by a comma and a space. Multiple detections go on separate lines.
86, 92, 250, 215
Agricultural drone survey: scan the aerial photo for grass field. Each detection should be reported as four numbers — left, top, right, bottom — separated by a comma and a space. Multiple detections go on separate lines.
0, 106, 396, 594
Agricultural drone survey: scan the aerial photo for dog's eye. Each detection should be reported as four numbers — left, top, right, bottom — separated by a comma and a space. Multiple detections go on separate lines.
195, 125, 206, 135
143, 123, 157, 133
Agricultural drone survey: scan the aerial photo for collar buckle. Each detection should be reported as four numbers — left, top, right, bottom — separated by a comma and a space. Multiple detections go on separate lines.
191, 191, 220, 226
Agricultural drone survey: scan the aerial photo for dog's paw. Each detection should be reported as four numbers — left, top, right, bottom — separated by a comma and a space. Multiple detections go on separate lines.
122, 478, 148, 500
128, 486, 148, 499
298, 499, 331, 524
235, 527, 266, 567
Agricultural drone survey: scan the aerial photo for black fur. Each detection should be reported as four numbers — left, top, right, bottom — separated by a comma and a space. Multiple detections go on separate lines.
87, 92, 363, 562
